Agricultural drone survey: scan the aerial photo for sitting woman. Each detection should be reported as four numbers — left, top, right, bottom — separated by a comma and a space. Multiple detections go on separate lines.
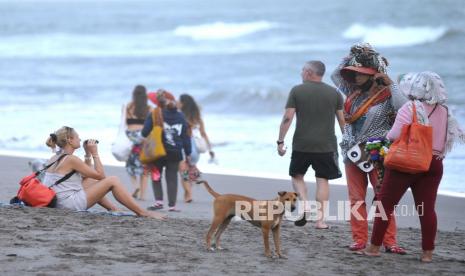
43, 126, 166, 220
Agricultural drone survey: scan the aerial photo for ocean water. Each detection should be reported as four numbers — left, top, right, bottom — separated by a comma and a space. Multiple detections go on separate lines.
1, 0, 464, 196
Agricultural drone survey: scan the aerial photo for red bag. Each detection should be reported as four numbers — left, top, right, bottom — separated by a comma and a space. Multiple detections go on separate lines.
17, 174, 57, 207
17, 154, 74, 207
384, 102, 433, 174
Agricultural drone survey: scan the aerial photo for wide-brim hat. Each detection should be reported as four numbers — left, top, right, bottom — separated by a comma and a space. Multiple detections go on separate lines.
340, 66, 378, 83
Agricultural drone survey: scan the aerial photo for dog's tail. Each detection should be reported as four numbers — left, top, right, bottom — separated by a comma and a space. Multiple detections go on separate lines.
196, 180, 220, 198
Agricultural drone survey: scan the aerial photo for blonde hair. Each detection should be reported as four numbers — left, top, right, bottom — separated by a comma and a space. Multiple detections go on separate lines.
46, 126, 75, 151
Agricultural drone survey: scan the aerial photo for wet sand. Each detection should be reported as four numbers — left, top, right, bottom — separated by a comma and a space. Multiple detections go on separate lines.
1, 155, 464, 275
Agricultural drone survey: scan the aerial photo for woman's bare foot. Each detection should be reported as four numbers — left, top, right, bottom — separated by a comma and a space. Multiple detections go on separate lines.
421, 250, 433, 262
184, 191, 192, 203
360, 244, 381, 256
315, 222, 330, 229
141, 210, 167, 220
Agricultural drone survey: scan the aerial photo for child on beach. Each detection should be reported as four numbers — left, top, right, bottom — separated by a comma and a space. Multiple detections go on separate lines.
43, 126, 166, 219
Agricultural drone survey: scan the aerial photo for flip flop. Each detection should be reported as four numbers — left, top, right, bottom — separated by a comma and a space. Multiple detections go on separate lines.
294, 212, 308, 227
168, 207, 181, 212
385, 245, 407, 255
315, 225, 331, 230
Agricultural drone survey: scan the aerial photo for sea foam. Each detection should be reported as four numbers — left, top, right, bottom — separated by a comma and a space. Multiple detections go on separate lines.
173, 21, 276, 40
343, 23, 448, 47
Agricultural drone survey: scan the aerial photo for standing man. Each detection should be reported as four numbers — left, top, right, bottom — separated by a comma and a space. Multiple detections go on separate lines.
277, 61, 344, 229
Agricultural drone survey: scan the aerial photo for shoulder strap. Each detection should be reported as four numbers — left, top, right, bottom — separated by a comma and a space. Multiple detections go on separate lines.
50, 170, 76, 187
411, 101, 418, 123
442, 105, 449, 146
428, 104, 439, 118
37, 154, 68, 177
152, 108, 164, 127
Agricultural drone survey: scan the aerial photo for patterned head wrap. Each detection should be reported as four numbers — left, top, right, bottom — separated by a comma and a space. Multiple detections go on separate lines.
346, 43, 388, 74
398, 71, 464, 157
398, 71, 447, 105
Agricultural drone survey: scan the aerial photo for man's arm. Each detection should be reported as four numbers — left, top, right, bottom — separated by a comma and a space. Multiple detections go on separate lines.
277, 108, 295, 156
336, 109, 345, 134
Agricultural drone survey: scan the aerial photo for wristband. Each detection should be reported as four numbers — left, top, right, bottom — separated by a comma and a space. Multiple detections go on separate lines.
276, 140, 284, 145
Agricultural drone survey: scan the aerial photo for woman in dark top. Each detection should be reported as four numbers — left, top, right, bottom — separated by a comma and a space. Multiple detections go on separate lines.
125, 85, 152, 200
143, 89, 191, 211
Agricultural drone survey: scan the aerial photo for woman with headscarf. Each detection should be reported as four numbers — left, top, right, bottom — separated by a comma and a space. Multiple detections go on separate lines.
143, 89, 191, 212
363, 72, 465, 262
331, 43, 408, 254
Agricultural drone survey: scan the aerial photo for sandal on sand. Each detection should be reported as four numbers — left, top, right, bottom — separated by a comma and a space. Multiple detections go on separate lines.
315, 225, 331, 230
385, 245, 407, 255
294, 211, 310, 227
147, 202, 163, 210
168, 206, 181, 212
349, 242, 366, 251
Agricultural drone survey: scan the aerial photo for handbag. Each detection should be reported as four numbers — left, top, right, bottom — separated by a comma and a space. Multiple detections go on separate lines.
140, 108, 167, 164
17, 154, 75, 207
111, 104, 133, 162
384, 102, 433, 174
194, 135, 208, 154
347, 142, 374, 172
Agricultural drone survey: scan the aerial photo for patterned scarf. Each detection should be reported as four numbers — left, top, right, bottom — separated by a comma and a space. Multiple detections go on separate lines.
344, 86, 392, 124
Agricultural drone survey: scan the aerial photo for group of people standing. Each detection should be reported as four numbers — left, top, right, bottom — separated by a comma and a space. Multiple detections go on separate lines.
123, 86, 214, 211
39, 42, 464, 262
278, 43, 464, 262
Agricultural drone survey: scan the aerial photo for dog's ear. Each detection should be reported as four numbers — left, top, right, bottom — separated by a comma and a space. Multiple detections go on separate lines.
278, 191, 287, 197
294, 192, 299, 197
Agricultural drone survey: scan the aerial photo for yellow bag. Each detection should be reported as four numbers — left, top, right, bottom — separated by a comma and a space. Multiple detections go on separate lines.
140, 108, 166, 163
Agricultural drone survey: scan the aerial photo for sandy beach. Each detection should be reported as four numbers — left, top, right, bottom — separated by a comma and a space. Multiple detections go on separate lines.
1, 155, 465, 275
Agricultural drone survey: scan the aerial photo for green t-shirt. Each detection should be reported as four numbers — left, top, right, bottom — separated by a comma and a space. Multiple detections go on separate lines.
285, 80, 343, 153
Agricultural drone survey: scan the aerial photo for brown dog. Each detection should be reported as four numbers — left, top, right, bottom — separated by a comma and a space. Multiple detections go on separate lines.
197, 180, 298, 258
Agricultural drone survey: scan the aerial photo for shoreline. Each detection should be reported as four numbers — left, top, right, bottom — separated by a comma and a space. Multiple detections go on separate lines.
1, 154, 465, 275
1, 150, 465, 199
1, 154, 465, 232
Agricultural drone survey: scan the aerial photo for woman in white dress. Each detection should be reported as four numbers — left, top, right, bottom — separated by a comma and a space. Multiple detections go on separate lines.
43, 126, 166, 220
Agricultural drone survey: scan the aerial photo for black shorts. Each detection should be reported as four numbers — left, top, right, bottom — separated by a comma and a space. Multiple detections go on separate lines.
289, 151, 342, 180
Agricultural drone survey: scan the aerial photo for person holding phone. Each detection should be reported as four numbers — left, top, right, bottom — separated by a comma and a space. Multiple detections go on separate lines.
42, 126, 166, 220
